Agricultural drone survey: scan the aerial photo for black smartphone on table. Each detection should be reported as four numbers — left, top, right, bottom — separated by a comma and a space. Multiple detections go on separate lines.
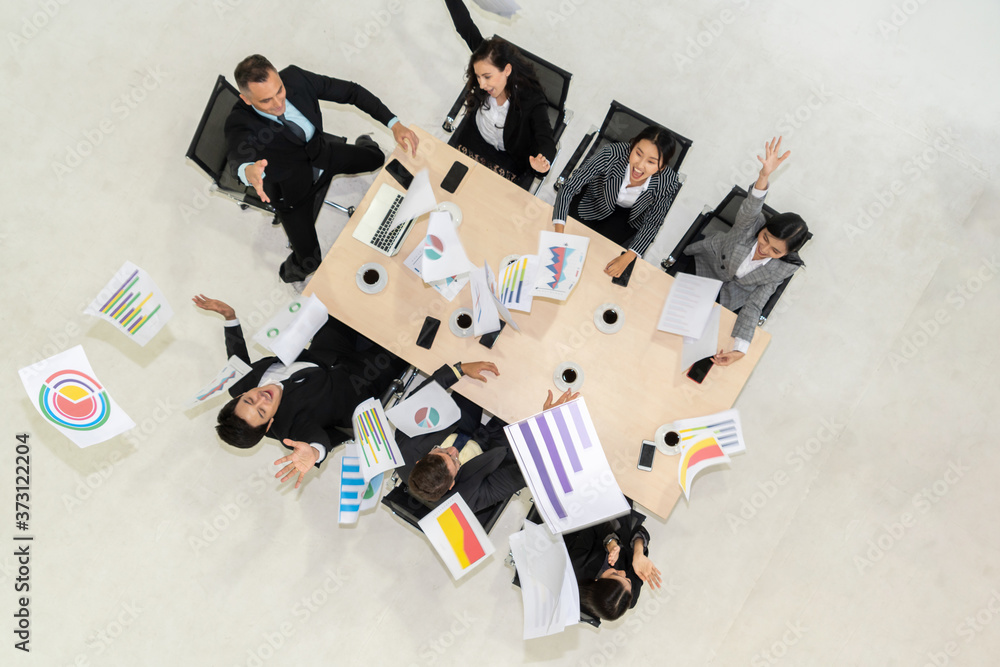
686, 356, 715, 384
386, 159, 414, 189
441, 161, 469, 193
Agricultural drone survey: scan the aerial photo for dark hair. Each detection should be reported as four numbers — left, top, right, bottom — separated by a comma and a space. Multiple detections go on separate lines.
463, 37, 543, 115
408, 453, 454, 502
216, 396, 267, 448
629, 125, 677, 173
234, 54, 276, 92
763, 212, 811, 266
579, 577, 632, 621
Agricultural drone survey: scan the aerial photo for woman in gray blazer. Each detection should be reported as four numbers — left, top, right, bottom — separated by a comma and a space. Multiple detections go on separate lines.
683, 137, 810, 365
552, 126, 682, 277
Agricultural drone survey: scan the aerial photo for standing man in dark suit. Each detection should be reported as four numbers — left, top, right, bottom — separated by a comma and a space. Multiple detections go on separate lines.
401, 387, 577, 513
225, 54, 419, 282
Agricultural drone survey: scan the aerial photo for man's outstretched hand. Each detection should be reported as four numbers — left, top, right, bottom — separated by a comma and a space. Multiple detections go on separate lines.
192, 294, 235, 320
274, 439, 320, 489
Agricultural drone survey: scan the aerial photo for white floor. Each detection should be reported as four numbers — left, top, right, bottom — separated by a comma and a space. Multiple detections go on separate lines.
4, 1, 999, 665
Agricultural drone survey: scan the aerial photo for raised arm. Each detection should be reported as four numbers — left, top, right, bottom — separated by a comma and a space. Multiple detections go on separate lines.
444, 0, 485, 52
192, 295, 251, 365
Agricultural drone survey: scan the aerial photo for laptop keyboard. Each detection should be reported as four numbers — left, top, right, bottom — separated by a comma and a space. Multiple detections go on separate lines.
370, 194, 405, 251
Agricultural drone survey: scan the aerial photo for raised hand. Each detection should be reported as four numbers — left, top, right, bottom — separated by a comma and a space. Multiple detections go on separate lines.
756, 136, 790, 181
274, 439, 320, 489
192, 294, 235, 320
245, 159, 270, 203
632, 552, 662, 590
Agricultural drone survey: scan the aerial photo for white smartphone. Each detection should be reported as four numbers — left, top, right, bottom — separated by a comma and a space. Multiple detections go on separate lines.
637, 440, 657, 471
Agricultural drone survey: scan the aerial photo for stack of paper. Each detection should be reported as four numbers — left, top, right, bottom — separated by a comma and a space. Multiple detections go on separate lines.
509, 520, 579, 639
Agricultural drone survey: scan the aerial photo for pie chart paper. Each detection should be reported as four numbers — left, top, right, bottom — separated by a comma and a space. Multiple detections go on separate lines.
385, 381, 461, 439
19, 345, 135, 448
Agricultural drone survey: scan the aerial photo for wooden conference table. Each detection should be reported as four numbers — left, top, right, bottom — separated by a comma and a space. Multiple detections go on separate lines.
304, 126, 770, 519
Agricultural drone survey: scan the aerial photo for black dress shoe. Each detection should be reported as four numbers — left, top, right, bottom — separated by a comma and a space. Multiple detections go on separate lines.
354, 134, 380, 150
278, 255, 311, 283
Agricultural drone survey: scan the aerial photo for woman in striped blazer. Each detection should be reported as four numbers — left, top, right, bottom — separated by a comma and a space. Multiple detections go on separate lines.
552, 126, 682, 277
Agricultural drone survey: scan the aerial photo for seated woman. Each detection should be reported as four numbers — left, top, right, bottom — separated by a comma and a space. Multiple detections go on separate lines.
682, 136, 810, 366
444, 0, 556, 184
552, 126, 682, 278
563, 508, 662, 621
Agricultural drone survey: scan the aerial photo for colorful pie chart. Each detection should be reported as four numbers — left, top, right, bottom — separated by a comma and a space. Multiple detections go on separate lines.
414, 406, 440, 429
37, 370, 111, 431
424, 235, 445, 261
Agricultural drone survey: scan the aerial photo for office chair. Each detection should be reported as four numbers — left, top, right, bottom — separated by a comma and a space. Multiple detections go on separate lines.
660, 185, 813, 326
508, 502, 601, 629
185, 75, 355, 226
381, 481, 514, 536
554, 100, 693, 192
441, 36, 573, 193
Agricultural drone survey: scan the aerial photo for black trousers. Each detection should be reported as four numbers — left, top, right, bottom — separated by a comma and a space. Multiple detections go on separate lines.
309, 316, 408, 398
568, 193, 635, 248
279, 135, 385, 273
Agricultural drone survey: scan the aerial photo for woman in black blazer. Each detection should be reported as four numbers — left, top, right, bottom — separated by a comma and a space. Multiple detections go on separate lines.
552, 126, 682, 277
444, 0, 556, 184
563, 509, 662, 621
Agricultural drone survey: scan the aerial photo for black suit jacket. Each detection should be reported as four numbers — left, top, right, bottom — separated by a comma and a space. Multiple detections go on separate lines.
396, 370, 525, 513
224, 65, 395, 209
563, 509, 651, 610
445, 0, 556, 174
224, 322, 369, 467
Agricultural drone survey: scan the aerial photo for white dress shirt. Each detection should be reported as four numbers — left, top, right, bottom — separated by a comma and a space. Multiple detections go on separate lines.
475, 96, 509, 152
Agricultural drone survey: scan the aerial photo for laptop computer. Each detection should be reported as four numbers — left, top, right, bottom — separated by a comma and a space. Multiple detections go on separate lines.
351, 183, 416, 256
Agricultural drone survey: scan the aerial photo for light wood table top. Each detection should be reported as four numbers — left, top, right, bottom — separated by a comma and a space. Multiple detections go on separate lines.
304, 126, 769, 519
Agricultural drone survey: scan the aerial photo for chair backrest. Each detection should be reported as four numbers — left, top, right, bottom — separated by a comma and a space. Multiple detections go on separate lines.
586, 100, 693, 173
381, 482, 512, 534
186, 75, 241, 183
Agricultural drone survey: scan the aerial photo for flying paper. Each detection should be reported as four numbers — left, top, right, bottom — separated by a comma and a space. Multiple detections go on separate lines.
391, 168, 437, 231
658, 273, 723, 338
352, 398, 403, 482
19, 345, 135, 448
418, 494, 495, 580
420, 211, 472, 283
678, 435, 730, 500
184, 356, 252, 409
509, 520, 579, 638
470, 264, 502, 337
403, 243, 470, 301
252, 294, 329, 366
84, 260, 174, 346
385, 381, 461, 438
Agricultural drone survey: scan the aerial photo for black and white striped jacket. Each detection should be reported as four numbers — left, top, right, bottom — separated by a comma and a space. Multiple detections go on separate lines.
552, 142, 681, 256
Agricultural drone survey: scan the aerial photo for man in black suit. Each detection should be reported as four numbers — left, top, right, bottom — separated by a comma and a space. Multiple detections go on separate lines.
225, 54, 419, 282
401, 388, 577, 513
193, 295, 497, 490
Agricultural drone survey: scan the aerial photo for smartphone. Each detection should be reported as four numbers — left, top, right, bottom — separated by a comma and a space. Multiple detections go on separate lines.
416, 316, 440, 349
686, 356, 714, 384
637, 440, 657, 471
441, 161, 469, 194
478, 320, 506, 349
386, 159, 414, 189
611, 253, 636, 287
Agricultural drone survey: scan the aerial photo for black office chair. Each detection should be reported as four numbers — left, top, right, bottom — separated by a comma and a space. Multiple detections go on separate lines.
660, 185, 812, 326
185, 75, 355, 225
554, 100, 693, 192
381, 480, 513, 535
441, 36, 572, 193
509, 503, 601, 629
